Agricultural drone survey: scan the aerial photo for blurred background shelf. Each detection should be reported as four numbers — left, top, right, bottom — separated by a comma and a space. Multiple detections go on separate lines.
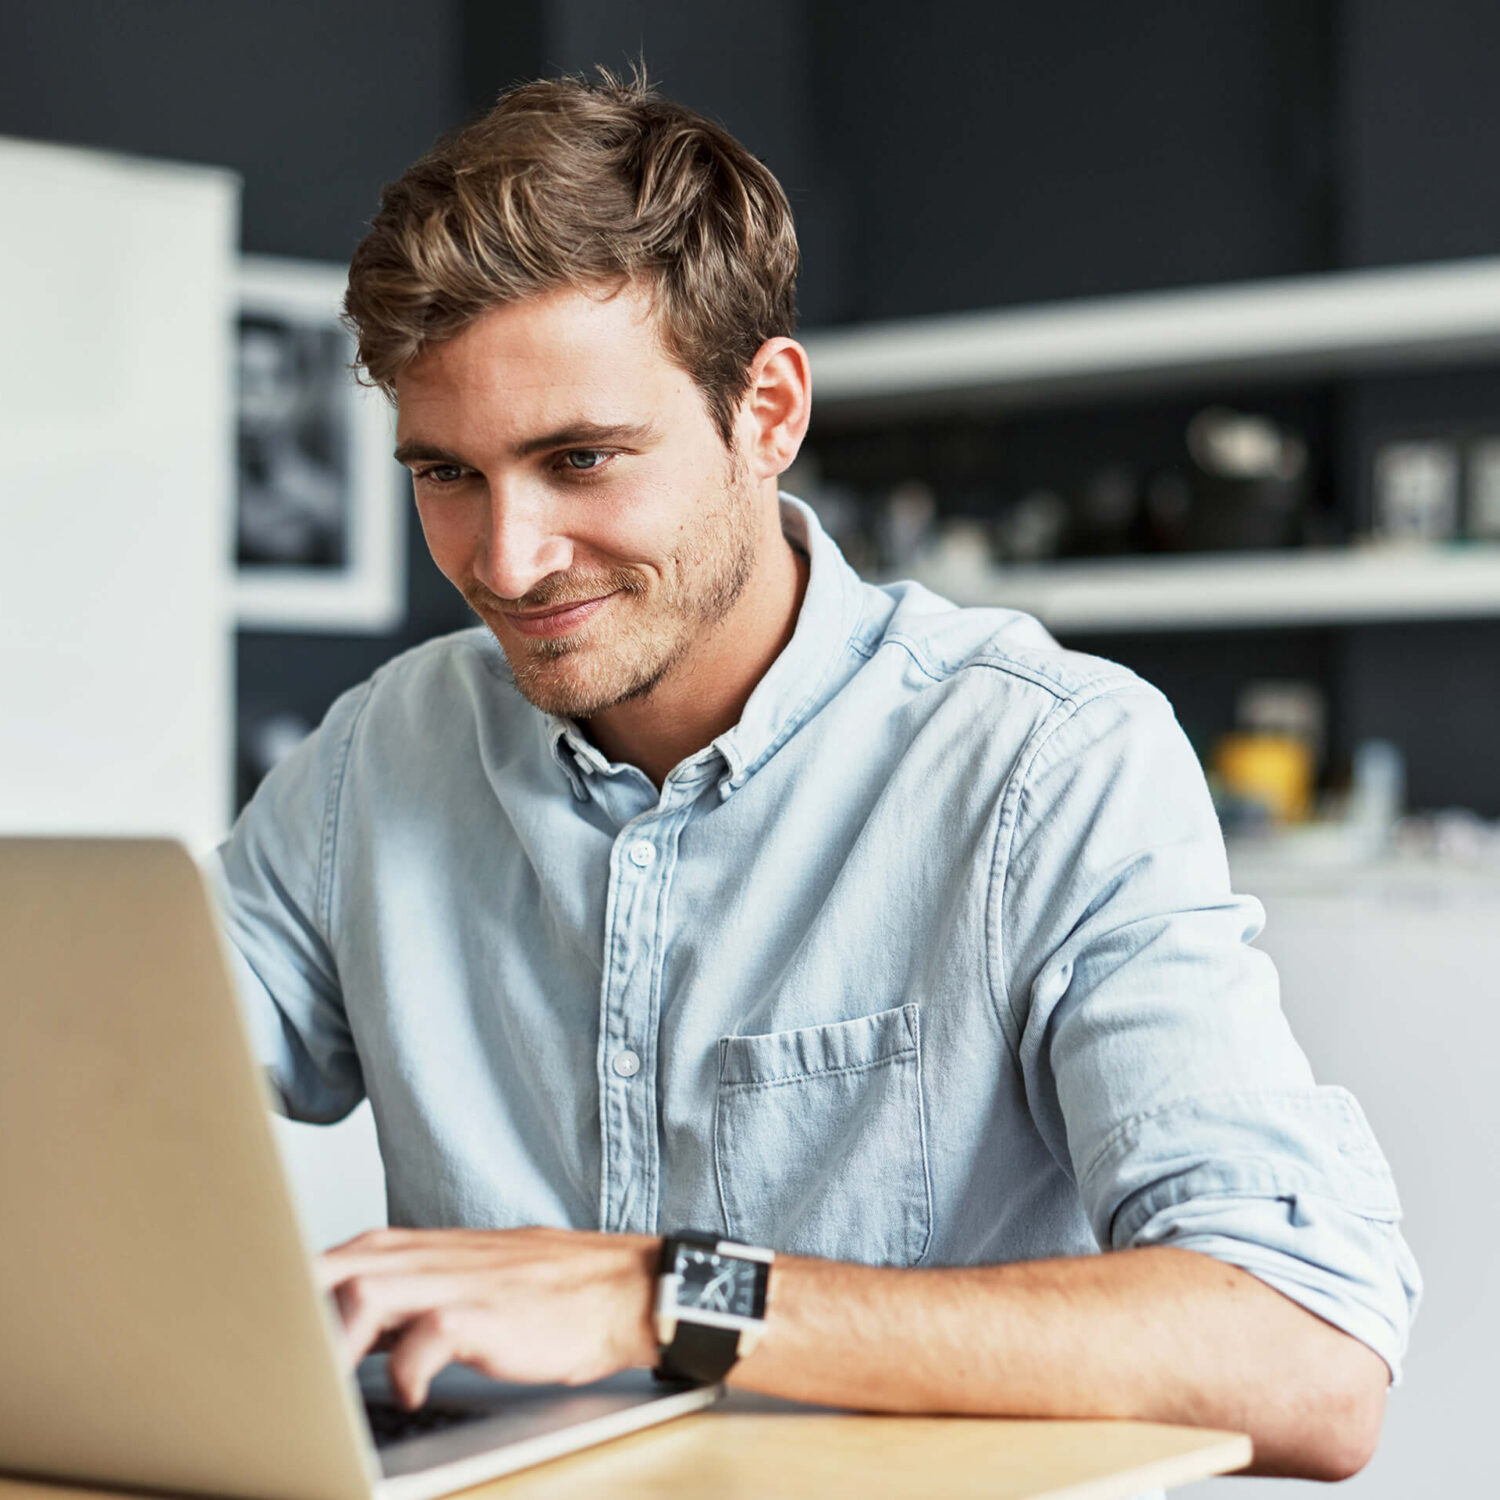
910, 543, 1500, 632
803, 257, 1500, 422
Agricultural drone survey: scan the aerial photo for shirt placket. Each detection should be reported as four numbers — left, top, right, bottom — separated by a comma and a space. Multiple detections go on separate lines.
596, 792, 692, 1236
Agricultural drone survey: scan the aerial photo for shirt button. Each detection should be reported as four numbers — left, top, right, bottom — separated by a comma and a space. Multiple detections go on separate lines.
628, 839, 655, 868
612, 1049, 641, 1078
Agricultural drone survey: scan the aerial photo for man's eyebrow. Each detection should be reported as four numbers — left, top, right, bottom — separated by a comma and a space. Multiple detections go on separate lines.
512, 420, 660, 457
394, 422, 660, 469
393, 440, 467, 467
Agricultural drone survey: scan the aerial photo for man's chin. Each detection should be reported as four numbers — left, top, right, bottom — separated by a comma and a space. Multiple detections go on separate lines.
493, 634, 654, 721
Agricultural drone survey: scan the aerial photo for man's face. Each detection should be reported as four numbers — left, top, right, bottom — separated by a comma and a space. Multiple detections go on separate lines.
394, 282, 761, 719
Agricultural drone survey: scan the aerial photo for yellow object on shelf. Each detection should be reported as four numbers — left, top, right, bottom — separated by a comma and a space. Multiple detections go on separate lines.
1212, 732, 1315, 823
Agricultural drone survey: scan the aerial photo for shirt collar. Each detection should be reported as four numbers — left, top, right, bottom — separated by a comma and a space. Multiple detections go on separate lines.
545, 493, 866, 798
709, 493, 865, 796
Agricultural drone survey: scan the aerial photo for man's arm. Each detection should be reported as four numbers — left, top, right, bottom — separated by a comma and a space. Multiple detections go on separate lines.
211, 680, 375, 1122
734, 1245, 1388, 1481
319, 1229, 1388, 1482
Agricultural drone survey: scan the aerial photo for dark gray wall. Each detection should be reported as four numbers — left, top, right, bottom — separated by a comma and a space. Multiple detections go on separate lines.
1, 0, 464, 261
1332, 4, 1500, 814
807, 0, 1338, 321
540, 0, 851, 326
1340, 621, 1500, 813
1340, 0, 1500, 267
538, 0, 1337, 326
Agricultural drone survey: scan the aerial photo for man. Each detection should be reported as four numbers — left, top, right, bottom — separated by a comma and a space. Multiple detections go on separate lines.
213, 72, 1418, 1480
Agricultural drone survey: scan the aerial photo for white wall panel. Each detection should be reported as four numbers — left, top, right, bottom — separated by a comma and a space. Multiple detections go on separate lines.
1180, 877, 1496, 1499
272, 1103, 388, 1251
0, 138, 237, 853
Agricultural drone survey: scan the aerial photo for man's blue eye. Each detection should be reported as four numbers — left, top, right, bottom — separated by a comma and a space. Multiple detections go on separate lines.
563, 450, 607, 471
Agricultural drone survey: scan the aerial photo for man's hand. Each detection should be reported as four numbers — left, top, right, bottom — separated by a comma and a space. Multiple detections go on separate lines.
316, 1227, 660, 1408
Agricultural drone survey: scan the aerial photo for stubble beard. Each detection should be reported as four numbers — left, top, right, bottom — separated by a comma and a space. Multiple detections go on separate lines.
469, 457, 760, 721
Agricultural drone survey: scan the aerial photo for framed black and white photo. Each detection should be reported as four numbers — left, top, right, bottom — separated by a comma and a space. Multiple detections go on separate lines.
233, 256, 405, 631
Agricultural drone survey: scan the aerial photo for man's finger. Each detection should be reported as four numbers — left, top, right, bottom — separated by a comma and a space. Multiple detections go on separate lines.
331, 1273, 471, 1367
316, 1234, 527, 1292
384, 1307, 477, 1410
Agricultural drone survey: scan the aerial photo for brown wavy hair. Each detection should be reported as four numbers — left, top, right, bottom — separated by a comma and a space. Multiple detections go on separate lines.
343, 68, 800, 445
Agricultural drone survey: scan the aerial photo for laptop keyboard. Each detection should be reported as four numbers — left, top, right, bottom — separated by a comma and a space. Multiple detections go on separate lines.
362, 1395, 492, 1449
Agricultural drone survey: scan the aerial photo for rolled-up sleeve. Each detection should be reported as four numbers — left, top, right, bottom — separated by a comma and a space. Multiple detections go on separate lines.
206, 679, 374, 1124
995, 678, 1421, 1381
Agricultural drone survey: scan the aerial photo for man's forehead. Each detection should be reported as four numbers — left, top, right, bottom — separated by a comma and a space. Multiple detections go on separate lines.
393, 286, 688, 424
403, 281, 663, 378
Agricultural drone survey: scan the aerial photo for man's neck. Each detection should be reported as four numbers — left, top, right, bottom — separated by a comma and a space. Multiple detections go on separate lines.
582, 513, 809, 789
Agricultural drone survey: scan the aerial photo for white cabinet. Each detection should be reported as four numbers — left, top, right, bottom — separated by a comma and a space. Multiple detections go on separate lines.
272, 1103, 388, 1250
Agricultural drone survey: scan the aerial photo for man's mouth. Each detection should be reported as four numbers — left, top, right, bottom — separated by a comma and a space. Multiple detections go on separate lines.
498, 591, 621, 639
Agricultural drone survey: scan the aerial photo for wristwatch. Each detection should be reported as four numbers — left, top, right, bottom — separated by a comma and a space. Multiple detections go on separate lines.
654, 1230, 774, 1384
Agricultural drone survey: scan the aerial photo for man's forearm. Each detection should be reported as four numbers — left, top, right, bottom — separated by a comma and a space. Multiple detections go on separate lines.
322, 1230, 1391, 1482
730, 1245, 1389, 1482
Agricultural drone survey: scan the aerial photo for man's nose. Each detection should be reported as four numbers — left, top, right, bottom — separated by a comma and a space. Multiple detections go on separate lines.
475, 485, 574, 601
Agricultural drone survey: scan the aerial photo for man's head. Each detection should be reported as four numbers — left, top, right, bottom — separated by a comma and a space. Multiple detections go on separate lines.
344, 71, 810, 726
344, 69, 799, 448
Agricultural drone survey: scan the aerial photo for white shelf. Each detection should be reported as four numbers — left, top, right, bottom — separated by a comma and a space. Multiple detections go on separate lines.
802, 257, 1500, 418
908, 545, 1500, 632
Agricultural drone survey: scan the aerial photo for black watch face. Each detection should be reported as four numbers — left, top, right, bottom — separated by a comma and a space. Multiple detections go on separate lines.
672, 1244, 766, 1318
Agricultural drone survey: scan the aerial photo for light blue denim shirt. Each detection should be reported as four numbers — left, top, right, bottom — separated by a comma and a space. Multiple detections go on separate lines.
212, 496, 1419, 1380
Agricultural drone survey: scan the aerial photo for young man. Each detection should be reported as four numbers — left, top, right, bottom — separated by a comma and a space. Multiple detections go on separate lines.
213, 73, 1418, 1479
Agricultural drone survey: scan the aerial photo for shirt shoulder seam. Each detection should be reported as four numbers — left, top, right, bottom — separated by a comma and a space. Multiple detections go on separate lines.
879, 630, 1134, 704
315, 675, 379, 937
985, 679, 1144, 1041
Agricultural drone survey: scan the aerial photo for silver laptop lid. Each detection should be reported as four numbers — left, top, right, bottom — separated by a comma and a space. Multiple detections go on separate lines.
0, 837, 378, 1500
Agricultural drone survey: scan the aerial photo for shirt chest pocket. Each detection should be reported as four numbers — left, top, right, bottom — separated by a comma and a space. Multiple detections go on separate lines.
712, 1003, 932, 1267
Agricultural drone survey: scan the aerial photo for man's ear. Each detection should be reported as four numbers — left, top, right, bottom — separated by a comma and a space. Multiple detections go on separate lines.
737, 338, 811, 479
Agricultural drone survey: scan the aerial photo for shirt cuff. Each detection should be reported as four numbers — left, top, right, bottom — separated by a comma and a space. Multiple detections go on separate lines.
1081, 1086, 1422, 1384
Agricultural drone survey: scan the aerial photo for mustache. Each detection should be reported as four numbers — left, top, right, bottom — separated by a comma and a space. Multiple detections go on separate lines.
465, 568, 649, 616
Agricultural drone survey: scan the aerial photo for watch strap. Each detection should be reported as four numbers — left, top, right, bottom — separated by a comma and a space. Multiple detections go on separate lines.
654, 1317, 741, 1384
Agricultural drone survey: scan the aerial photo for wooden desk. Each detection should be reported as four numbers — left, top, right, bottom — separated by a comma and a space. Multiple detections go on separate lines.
0, 1396, 1250, 1500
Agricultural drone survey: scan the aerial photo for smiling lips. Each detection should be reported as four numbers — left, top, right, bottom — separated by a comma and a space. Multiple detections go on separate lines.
500, 591, 620, 638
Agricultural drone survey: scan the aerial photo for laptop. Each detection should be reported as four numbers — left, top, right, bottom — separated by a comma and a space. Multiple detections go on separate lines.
0, 837, 720, 1500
